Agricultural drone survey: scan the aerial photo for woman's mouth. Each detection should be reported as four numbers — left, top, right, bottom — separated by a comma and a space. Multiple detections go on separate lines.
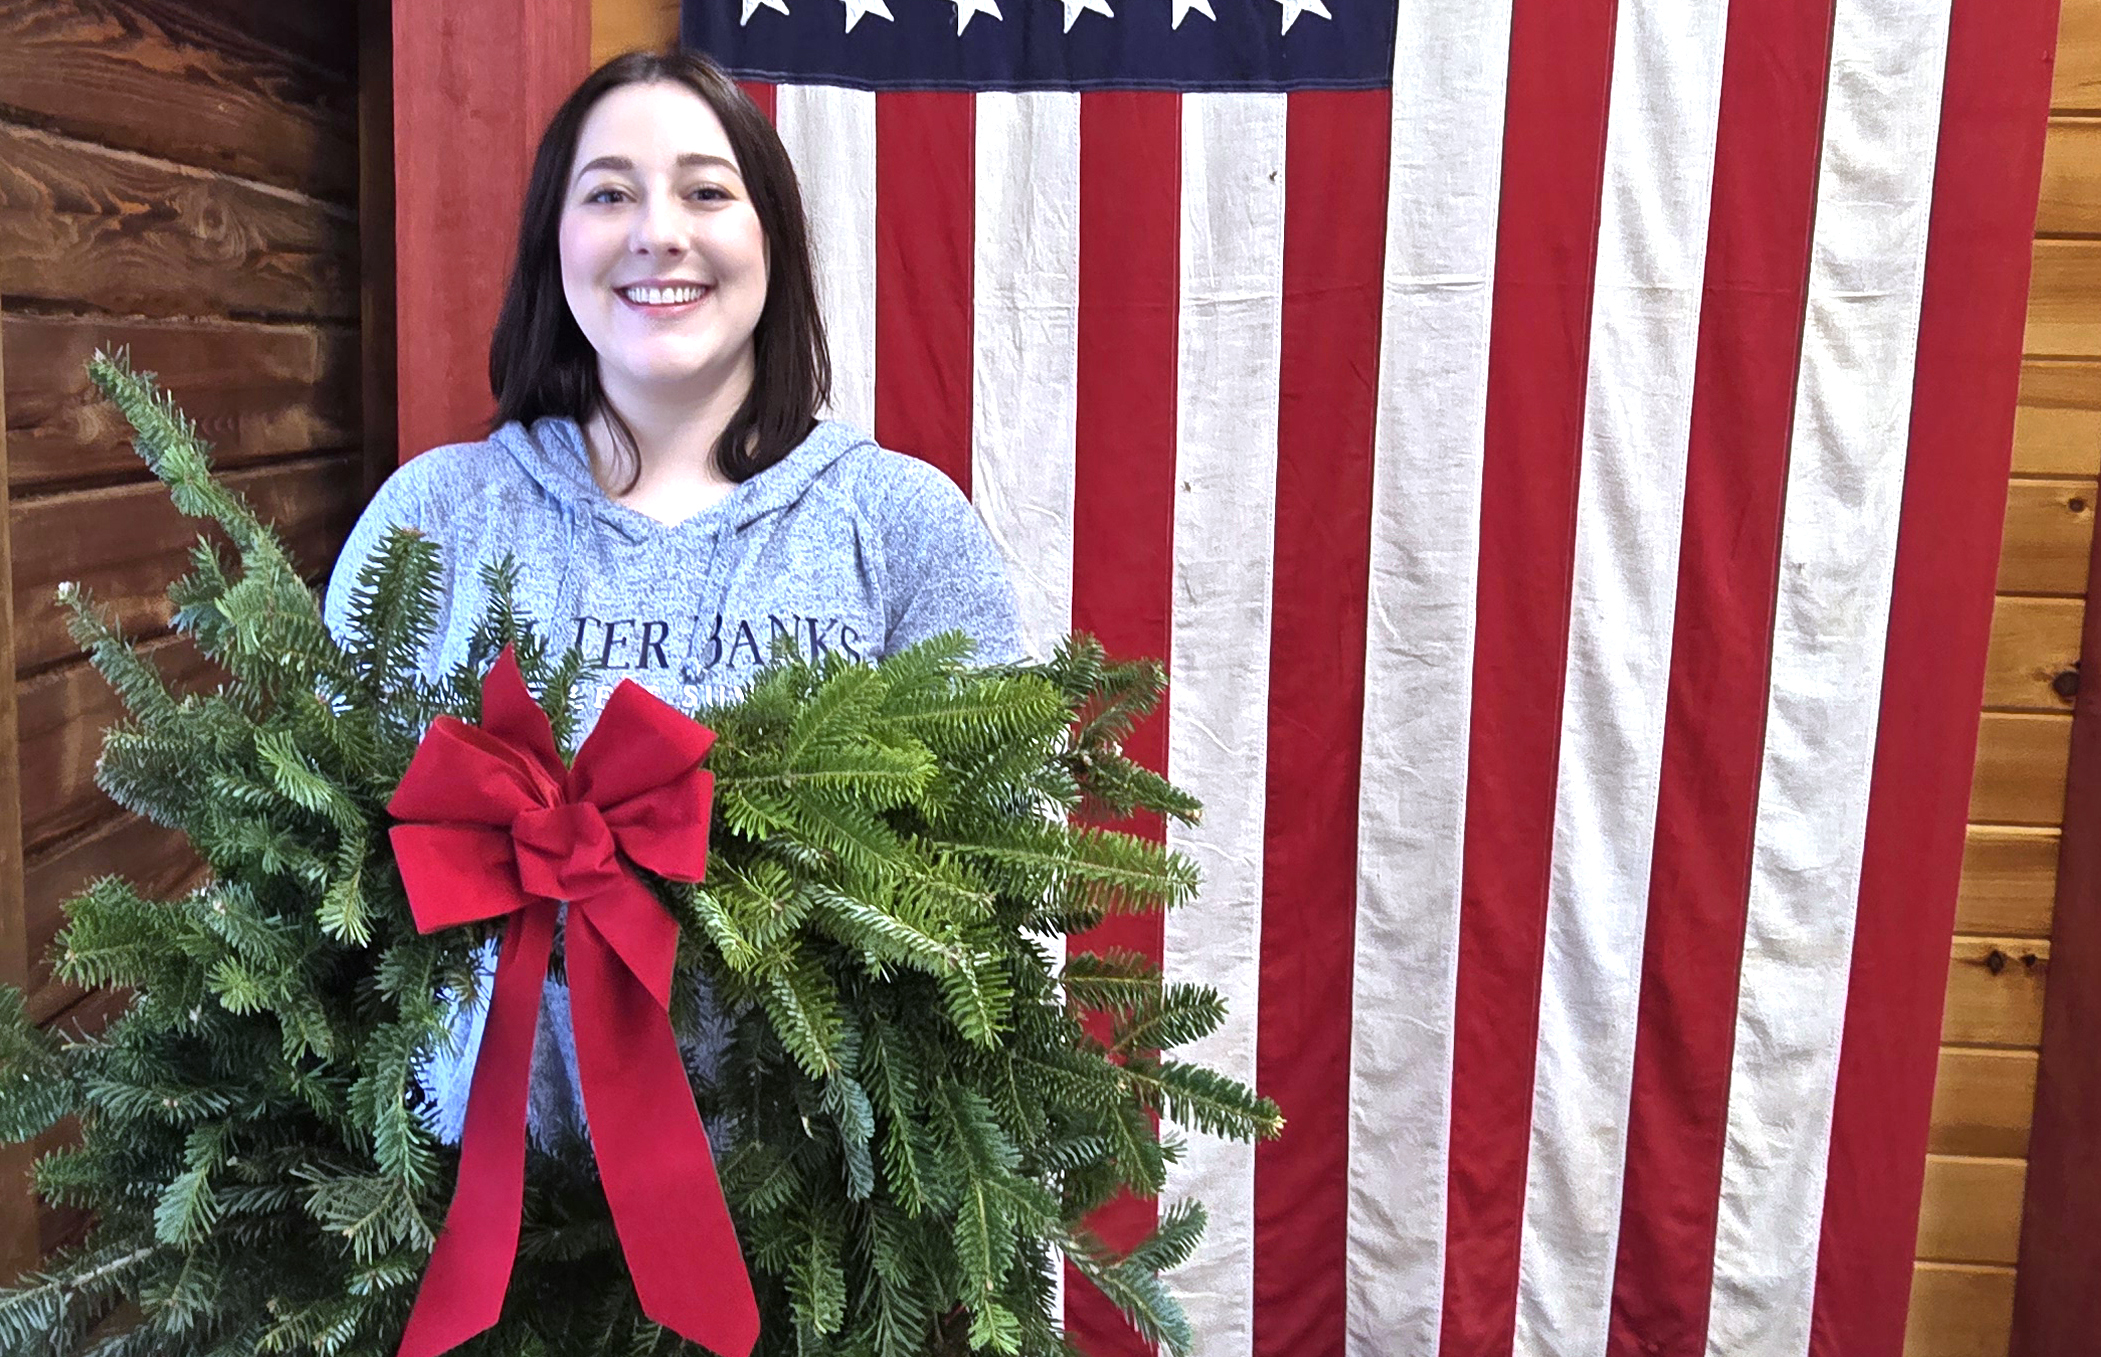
617, 283, 710, 310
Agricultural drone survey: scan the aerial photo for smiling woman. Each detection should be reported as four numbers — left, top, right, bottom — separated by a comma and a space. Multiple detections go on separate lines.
320, 46, 1023, 1155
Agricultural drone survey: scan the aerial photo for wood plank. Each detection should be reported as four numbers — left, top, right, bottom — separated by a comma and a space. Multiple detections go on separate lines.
16, 638, 217, 854
1996, 478, 2096, 596
2014, 358, 2101, 478
0, 288, 35, 1282
0, 0, 357, 202
1943, 937, 2051, 1049
1905, 1262, 2017, 1357
2057, 0, 2101, 111
1916, 1155, 2027, 1266
1969, 713, 2073, 827
2025, 240, 2101, 357
22, 812, 197, 1026
9, 452, 362, 675
1984, 595, 2083, 711
2, 314, 359, 492
1930, 1047, 2040, 1159
0, 122, 356, 321
358, 0, 396, 495
2037, 117, 2101, 237
1958, 825, 2060, 938
591, 0, 679, 66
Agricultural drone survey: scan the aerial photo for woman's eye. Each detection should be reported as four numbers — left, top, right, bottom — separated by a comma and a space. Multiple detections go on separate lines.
691, 185, 731, 203
584, 186, 628, 205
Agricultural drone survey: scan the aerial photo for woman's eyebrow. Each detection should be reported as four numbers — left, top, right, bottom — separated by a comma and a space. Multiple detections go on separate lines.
573, 153, 742, 181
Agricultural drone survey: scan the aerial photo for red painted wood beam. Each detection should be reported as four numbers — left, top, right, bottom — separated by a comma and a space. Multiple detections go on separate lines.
391, 0, 590, 462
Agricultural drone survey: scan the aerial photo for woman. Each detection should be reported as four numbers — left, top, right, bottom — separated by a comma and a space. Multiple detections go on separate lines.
323, 49, 1023, 1143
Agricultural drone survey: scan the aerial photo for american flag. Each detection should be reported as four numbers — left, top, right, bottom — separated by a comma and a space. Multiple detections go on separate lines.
681, 1, 2057, 1353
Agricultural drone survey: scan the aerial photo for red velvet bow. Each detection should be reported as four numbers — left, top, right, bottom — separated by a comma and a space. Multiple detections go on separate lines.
387, 647, 759, 1357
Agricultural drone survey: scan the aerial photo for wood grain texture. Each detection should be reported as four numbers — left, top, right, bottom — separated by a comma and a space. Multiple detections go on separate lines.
1917, 1156, 2028, 1266
0, 0, 358, 201
1985, 595, 2083, 711
8, 452, 361, 675
2014, 359, 2101, 477
1997, 479, 2096, 595
23, 811, 196, 1025
1958, 826, 2060, 938
591, 0, 679, 66
16, 637, 215, 854
2037, 117, 2101, 237
3, 314, 358, 492
2056, 0, 2101, 111
1969, 713, 2073, 826
1943, 937, 2051, 1049
0, 288, 34, 1281
0, 121, 356, 320
1931, 1047, 2041, 1159
2025, 241, 2101, 357
1907, 1262, 2018, 1357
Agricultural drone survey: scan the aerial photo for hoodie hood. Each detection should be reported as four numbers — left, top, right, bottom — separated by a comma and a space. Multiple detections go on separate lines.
490, 416, 874, 540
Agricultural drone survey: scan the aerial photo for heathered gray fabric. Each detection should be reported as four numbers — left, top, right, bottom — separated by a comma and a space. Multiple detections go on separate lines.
322, 415, 1023, 1145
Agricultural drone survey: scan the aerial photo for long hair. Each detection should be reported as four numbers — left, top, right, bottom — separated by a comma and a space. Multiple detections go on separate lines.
487, 49, 831, 488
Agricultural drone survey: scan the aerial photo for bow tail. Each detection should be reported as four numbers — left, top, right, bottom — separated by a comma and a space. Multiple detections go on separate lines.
569, 908, 761, 1357
398, 905, 558, 1357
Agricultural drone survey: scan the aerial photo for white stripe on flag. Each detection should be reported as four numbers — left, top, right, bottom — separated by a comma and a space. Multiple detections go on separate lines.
971, 91, 1081, 663
1705, 2, 1954, 1353
1514, 1, 1731, 1352
776, 84, 877, 432
1347, 3, 1513, 1353
1162, 89, 1287, 1357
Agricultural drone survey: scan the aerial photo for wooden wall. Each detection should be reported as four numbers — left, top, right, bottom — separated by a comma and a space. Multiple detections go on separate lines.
0, 0, 367, 1259
1906, 4, 2096, 1354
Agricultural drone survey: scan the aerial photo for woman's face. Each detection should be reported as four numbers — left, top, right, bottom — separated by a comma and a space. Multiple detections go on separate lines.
558, 81, 768, 406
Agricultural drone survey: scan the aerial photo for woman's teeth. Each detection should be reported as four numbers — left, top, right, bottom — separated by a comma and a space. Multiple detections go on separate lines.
621, 284, 707, 305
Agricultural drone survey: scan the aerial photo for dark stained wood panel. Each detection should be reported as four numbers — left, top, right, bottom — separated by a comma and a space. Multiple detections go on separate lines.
0, 122, 356, 320
9, 453, 362, 674
0, 0, 358, 202
16, 636, 216, 854
3, 314, 359, 492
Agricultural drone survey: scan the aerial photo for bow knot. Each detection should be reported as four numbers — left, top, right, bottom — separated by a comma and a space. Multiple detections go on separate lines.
386, 648, 757, 1357
510, 802, 620, 902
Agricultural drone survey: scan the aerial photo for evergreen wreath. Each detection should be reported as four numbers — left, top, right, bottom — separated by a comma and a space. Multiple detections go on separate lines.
0, 354, 1283, 1357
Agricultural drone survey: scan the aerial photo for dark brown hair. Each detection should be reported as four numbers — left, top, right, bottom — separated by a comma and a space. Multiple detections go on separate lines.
487, 49, 830, 488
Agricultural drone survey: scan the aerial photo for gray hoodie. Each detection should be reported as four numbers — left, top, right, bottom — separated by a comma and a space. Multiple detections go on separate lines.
322, 415, 1023, 1144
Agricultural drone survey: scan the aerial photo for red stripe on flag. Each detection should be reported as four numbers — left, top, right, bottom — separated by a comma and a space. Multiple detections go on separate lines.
1065, 89, 1181, 1357
874, 92, 974, 490
740, 81, 776, 122
1809, 2, 2058, 1353
1603, 4, 1833, 1352
1251, 87, 1388, 1357
1440, 2, 1618, 1352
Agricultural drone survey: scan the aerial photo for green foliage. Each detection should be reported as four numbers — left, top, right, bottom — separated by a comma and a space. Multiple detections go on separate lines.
0, 353, 1282, 1356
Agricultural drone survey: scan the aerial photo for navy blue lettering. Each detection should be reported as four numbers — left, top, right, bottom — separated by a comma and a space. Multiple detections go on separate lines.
804, 616, 837, 658
838, 624, 865, 663
728, 619, 762, 667
699, 614, 724, 668
598, 618, 633, 668
638, 619, 671, 670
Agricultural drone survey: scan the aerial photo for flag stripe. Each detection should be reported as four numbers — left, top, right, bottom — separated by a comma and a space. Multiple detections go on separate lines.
1441, 0, 1618, 1350
1162, 88, 1287, 1357
741, 80, 777, 121
1514, 2, 1729, 1351
1250, 85, 1388, 1357
876, 91, 976, 488
1705, 2, 1954, 1352
1347, 6, 1512, 1351
1810, 0, 2059, 1350
1606, 0, 1834, 1349
1063, 88, 1182, 1357
971, 91, 1081, 661
776, 84, 877, 430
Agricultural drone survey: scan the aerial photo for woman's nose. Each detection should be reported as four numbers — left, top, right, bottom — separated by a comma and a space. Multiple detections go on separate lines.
632, 194, 686, 256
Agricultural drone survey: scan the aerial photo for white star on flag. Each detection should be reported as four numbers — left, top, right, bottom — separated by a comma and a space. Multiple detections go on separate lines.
953, 0, 1002, 33
1058, 0, 1113, 32
839, 0, 894, 31
1272, 0, 1330, 34
740, 0, 789, 22
1172, 0, 1216, 26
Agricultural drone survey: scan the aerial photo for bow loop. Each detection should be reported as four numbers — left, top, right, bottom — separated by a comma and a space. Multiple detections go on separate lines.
387, 647, 756, 1357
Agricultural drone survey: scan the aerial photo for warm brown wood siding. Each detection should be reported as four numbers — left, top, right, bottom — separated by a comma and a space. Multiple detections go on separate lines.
0, 0, 365, 1261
